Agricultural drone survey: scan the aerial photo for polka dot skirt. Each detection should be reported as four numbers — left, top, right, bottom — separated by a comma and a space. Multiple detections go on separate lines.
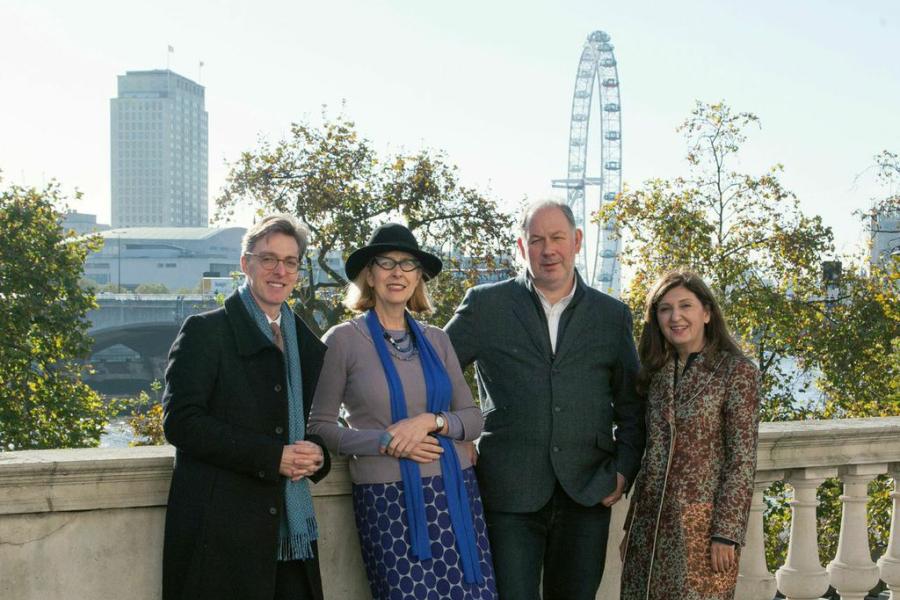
351, 467, 498, 600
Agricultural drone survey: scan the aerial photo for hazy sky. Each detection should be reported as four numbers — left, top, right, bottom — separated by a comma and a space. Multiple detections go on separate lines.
2, 0, 898, 254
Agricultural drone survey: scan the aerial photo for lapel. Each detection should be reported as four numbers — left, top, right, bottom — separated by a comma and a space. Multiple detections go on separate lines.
674, 350, 727, 411
510, 274, 553, 360
551, 273, 588, 363
224, 291, 274, 357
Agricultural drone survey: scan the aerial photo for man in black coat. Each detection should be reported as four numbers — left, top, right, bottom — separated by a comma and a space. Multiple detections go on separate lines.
162, 215, 330, 600
445, 200, 645, 600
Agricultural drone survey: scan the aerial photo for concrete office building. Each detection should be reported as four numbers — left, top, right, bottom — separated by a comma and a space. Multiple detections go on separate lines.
83, 227, 245, 291
870, 209, 900, 265
110, 70, 208, 228
61, 211, 110, 236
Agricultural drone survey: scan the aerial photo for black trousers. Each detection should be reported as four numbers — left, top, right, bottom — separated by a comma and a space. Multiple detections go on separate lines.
485, 483, 612, 600
273, 542, 324, 600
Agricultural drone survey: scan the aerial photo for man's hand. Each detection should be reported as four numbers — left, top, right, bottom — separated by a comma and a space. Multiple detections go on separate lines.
710, 541, 736, 573
601, 472, 626, 507
462, 441, 478, 466
279, 440, 325, 481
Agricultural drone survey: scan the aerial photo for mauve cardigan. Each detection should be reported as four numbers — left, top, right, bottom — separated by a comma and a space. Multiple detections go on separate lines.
307, 315, 482, 484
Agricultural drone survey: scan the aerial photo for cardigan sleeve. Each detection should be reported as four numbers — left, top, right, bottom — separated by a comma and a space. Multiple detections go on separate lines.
307, 326, 385, 457
711, 357, 761, 545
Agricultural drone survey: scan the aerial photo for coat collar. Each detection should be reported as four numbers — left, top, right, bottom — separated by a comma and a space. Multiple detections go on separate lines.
658, 349, 728, 423
511, 271, 587, 359
224, 291, 279, 357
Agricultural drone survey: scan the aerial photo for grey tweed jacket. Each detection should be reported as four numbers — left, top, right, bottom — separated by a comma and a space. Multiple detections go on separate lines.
445, 273, 645, 513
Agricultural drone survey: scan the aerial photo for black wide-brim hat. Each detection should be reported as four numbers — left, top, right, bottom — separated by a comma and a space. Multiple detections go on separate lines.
344, 222, 443, 281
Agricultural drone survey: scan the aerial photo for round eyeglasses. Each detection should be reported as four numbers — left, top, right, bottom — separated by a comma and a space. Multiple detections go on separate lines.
245, 253, 301, 274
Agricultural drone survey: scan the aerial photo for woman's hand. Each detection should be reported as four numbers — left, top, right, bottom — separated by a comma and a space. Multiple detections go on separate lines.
395, 435, 444, 464
710, 540, 736, 573
385, 413, 437, 458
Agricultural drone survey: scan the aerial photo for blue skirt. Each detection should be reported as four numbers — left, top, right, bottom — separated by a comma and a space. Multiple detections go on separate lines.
351, 467, 498, 600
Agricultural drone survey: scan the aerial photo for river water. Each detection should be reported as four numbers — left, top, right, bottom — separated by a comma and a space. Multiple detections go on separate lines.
99, 417, 136, 448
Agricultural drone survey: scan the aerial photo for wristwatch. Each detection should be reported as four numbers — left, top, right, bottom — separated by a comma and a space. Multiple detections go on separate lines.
433, 413, 446, 433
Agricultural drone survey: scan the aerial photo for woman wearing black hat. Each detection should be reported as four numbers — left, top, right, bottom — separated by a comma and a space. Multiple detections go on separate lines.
308, 223, 498, 600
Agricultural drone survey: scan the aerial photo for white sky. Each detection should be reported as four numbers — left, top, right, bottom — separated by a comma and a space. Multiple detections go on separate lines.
1, 0, 898, 255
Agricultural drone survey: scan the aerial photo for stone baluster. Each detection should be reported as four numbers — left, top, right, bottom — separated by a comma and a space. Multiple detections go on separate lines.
826, 464, 886, 600
775, 468, 836, 600
736, 470, 783, 600
877, 464, 900, 600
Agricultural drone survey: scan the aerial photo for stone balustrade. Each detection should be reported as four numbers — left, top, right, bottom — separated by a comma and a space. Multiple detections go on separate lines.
1, 417, 899, 599
737, 417, 900, 600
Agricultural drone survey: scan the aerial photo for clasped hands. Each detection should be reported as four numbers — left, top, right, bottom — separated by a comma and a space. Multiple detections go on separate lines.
380, 413, 444, 464
279, 440, 324, 482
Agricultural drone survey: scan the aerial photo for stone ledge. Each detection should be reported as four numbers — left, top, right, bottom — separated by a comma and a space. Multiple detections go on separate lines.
0, 445, 353, 515
757, 417, 900, 472
3, 418, 899, 516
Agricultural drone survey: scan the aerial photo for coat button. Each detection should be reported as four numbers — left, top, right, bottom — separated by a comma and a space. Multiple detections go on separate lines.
258, 470, 265, 478
275, 426, 284, 435
553, 406, 561, 413
553, 445, 561, 453
274, 384, 282, 392
269, 507, 278, 515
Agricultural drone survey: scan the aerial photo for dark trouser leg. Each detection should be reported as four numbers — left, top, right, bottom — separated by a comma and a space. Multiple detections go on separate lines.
484, 505, 550, 600
542, 484, 611, 600
273, 542, 324, 600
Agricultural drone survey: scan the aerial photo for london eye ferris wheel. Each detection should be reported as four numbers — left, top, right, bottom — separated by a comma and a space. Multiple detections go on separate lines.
552, 30, 622, 297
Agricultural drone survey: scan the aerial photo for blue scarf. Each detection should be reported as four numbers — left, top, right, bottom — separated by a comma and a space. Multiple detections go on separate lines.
365, 310, 483, 584
239, 284, 318, 561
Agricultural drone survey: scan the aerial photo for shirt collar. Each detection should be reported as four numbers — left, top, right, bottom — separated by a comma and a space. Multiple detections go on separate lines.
533, 277, 577, 311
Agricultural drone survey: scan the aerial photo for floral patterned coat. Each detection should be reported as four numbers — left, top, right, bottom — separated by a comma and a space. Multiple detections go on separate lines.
620, 350, 760, 600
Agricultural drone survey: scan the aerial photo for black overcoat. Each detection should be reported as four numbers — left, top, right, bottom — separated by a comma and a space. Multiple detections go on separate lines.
445, 273, 645, 513
161, 291, 330, 600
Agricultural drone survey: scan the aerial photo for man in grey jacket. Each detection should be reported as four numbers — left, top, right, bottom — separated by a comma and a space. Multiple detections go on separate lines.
445, 199, 645, 600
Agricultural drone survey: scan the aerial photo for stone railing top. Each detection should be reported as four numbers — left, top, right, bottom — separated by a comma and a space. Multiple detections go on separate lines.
2, 417, 899, 515
0, 445, 351, 516
757, 416, 900, 473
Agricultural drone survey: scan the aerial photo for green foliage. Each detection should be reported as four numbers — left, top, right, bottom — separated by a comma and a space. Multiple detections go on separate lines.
216, 112, 515, 334
804, 259, 899, 418
127, 380, 166, 446
134, 282, 170, 294
0, 177, 113, 450
596, 101, 834, 420
596, 103, 899, 574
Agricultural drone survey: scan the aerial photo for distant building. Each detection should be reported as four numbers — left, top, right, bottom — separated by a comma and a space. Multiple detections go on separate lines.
83, 227, 245, 291
870, 209, 900, 265
110, 70, 208, 228
61, 211, 109, 236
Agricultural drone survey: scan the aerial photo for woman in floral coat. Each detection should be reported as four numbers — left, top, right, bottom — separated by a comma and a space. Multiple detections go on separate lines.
620, 271, 760, 600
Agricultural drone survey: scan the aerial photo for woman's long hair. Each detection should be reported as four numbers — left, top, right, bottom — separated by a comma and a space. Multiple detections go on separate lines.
636, 270, 743, 394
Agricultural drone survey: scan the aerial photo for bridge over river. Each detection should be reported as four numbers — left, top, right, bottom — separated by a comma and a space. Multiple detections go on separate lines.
86, 294, 219, 395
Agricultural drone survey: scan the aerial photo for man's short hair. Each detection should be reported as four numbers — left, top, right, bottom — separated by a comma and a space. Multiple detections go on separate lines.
519, 199, 577, 237
241, 214, 309, 256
